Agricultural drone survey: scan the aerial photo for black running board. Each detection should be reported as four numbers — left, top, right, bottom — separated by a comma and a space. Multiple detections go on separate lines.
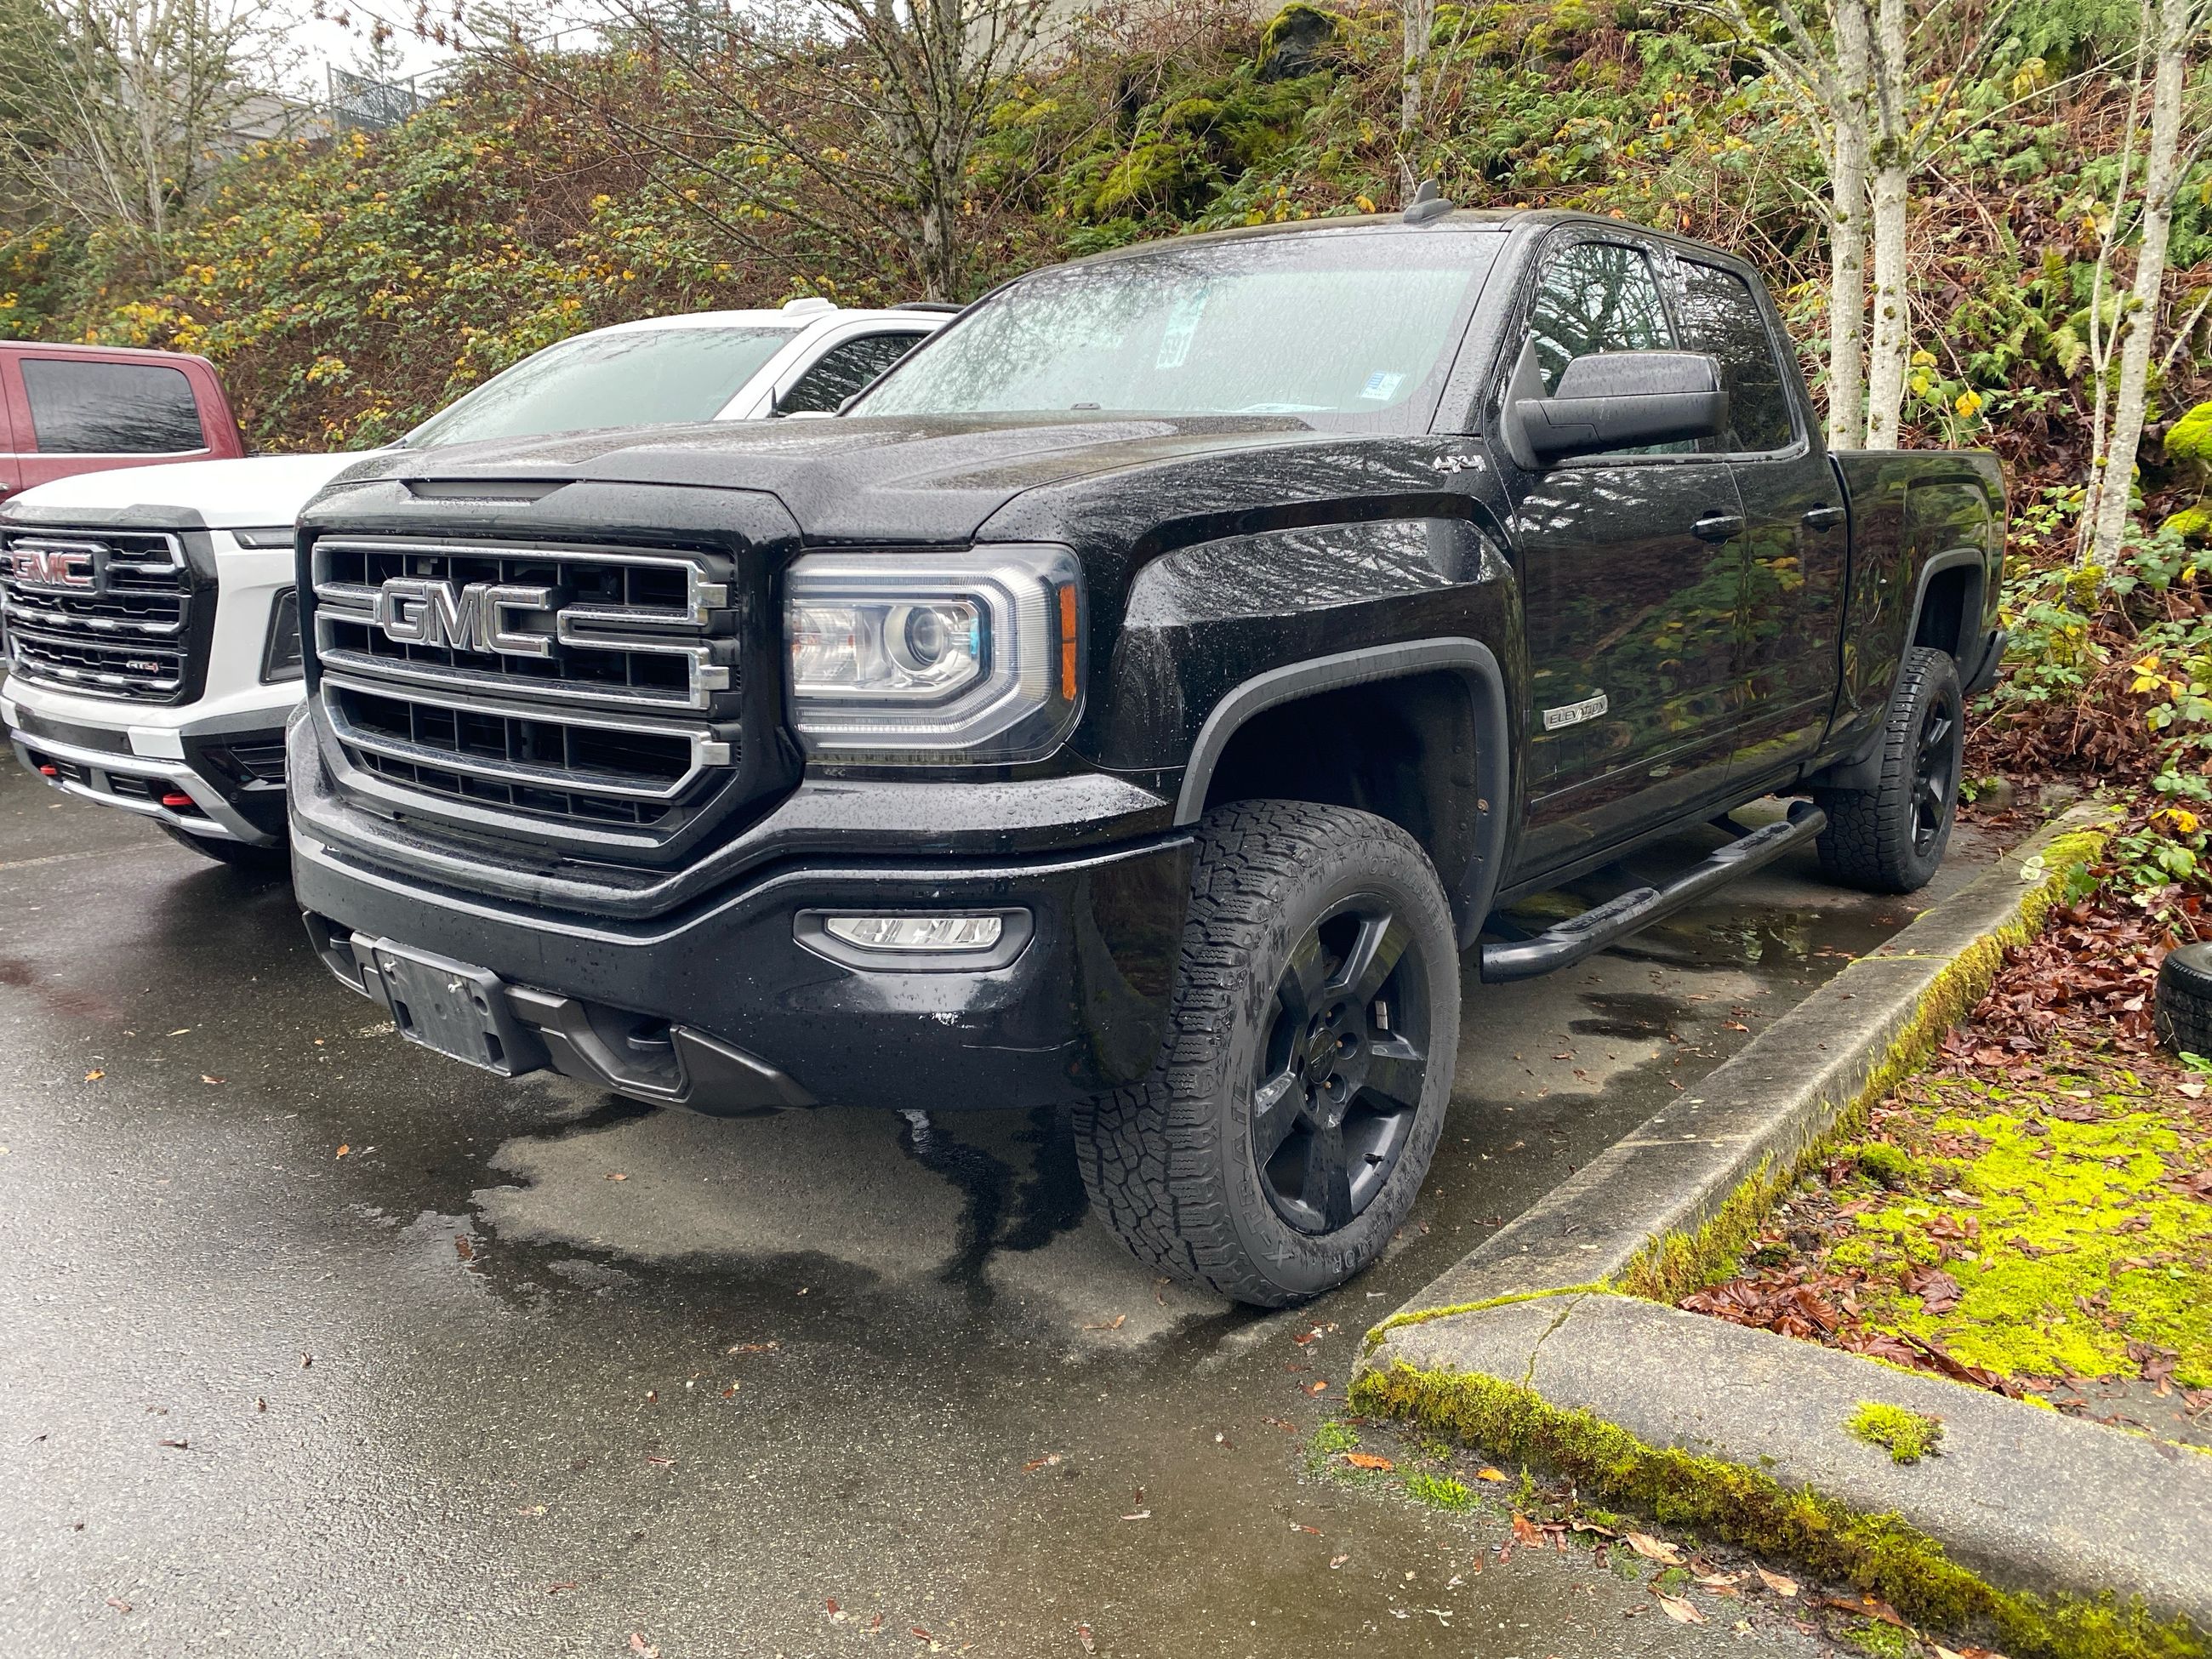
1478, 803, 1827, 983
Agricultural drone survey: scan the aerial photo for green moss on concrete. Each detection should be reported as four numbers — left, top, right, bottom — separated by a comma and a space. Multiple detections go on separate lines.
1613, 821, 2112, 1307
1838, 1075, 2212, 1391
1404, 1470, 1476, 1510
1362, 1282, 1606, 1354
1847, 1401, 1945, 1464
1854, 1141, 1918, 1189
1350, 1360, 2206, 1659
1309, 1420, 1360, 1457
1844, 1620, 1920, 1658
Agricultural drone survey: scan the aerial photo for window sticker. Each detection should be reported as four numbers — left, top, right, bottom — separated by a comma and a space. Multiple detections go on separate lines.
1360, 370, 1406, 402
1155, 287, 1210, 369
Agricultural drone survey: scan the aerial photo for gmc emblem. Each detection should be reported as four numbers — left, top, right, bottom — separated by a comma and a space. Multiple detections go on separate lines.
374, 577, 556, 659
6, 544, 99, 590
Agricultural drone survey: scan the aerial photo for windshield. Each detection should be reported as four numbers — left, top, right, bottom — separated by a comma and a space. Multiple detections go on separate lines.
856, 231, 1499, 427
402, 326, 795, 448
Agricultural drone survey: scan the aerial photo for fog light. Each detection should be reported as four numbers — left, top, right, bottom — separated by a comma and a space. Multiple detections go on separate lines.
823, 915, 1004, 952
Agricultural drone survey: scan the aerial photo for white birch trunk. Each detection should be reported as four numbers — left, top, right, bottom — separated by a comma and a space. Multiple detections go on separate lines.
1825, 0, 1873, 448
1861, 0, 1912, 448
1401, 0, 1435, 140
2088, 0, 2194, 565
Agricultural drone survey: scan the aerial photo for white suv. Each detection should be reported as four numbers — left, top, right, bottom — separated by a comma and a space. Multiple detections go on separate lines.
0, 299, 947, 864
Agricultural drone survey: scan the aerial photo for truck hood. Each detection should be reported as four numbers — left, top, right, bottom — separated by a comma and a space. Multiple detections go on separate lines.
309, 414, 1396, 546
3, 450, 381, 528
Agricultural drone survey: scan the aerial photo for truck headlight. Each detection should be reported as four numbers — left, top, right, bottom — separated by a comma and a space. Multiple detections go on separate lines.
784, 544, 1082, 762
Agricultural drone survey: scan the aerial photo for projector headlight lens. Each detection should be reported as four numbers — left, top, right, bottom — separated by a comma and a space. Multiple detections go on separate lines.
784, 544, 1081, 761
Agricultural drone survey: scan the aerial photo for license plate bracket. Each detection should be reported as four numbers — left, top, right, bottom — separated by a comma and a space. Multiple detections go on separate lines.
365, 939, 540, 1076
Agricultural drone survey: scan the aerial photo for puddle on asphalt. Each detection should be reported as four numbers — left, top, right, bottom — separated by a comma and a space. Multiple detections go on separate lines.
462, 832, 2002, 1366
471, 1078, 1239, 1349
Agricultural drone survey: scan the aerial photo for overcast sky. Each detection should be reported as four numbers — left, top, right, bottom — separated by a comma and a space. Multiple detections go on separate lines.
270, 5, 454, 90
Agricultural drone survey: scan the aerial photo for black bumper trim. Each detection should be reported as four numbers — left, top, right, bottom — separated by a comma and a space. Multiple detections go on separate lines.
307, 915, 816, 1113
295, 828, 1194, 1114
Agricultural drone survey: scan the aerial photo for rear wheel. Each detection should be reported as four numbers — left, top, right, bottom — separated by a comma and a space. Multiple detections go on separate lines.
159, 823, 288, 873
1073, 800, 1459, 1307
1812, 645, 1963, 894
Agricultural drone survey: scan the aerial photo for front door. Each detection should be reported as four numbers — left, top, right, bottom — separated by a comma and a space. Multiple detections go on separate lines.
1502, 236, 1749, 879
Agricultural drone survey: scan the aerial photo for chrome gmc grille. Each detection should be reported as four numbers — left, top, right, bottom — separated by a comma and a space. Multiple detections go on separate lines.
309, 537, 744, 842
312, 539, 732, 711
0, 529, 201, 704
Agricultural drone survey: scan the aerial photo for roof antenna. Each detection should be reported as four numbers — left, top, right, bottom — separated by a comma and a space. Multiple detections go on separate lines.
1403, 179, 1455, 224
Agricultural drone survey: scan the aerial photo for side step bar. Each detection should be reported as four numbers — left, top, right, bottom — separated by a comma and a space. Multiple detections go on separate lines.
1478, 803, 1828, 983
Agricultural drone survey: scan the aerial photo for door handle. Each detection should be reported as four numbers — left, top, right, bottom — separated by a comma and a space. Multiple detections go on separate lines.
1802, 504, 1845, 531
1691, 511, 1745, 542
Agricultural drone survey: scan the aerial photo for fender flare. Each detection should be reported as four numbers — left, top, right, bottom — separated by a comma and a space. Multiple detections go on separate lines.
1904, 545, 1993, 665
1816, 546, 1993, 791
1173, 637, 1513, 945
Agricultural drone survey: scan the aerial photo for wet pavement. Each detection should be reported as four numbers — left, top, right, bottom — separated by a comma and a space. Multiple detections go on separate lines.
0, 757, 2007, 1656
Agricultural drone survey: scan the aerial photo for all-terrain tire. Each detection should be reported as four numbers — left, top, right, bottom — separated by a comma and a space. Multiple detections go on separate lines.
1072, 800, 1459, 1308
2155, 942, 2212, 1061
1811, 645, 1964, 895
159, 823, 288, 873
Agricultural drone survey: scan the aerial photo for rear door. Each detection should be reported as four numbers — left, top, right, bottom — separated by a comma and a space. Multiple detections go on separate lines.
1500, 233, 1750, 878
1670, 255, 1848, 781
14, 351, 214, 489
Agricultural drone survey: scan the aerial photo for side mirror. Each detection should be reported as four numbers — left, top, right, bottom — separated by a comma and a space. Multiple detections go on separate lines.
1504, 347, 1728, 466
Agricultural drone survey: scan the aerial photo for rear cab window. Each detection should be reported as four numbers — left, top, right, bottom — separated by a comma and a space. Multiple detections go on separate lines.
1673, 260, 1798, 454
20, 357, 208, 454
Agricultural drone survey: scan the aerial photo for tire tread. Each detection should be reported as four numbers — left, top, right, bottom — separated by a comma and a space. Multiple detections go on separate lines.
1073, 800, 1452, 1307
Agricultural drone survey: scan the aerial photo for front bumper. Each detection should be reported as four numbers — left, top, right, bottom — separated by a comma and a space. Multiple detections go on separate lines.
2, 691, 290, 845
295, 818, 1192, 1114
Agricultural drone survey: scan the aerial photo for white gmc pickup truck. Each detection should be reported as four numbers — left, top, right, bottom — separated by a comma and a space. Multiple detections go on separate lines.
0, 299, 945, 865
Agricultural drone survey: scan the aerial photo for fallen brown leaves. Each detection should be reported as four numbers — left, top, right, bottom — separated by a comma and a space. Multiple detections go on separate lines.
1679, 871, 2208, 1403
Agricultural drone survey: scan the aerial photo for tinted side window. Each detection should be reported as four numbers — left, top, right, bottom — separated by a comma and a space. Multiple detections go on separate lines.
780, 333, 926, 415
1675, 263, 1794, 453
1527, 242, 1673, 393
20, 359, 207, 453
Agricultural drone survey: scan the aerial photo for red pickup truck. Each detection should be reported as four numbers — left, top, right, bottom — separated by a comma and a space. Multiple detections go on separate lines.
0, 342, 243, 506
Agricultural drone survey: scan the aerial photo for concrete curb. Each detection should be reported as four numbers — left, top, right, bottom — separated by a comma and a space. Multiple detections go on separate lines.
1385, 800, 2118, 1318
1362, 1292, 2212, 1628
1343, 801, 2212, 1640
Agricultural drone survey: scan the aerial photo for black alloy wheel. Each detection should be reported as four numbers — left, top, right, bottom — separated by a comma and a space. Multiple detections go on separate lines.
1910, 681, 1961, 861
1072, 800, 1460, 1307
1812, 645, 1963, 895
1251, 899, 1432, 1234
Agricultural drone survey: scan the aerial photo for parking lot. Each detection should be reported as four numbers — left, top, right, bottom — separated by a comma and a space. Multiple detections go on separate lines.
0, 756, 2008, 1656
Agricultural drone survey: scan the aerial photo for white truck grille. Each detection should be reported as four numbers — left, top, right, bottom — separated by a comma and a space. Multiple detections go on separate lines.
0, 529, 201, 704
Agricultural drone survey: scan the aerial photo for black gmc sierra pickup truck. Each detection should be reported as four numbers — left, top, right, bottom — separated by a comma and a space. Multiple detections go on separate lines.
287, 202, 2004, 1306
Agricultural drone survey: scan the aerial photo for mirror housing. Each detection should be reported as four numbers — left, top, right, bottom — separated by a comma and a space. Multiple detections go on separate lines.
1504, 348, 1728, 465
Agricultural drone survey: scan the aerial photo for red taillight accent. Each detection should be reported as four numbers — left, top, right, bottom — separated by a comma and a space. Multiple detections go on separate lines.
37, 764, 57, 778
160, 791, 195, 810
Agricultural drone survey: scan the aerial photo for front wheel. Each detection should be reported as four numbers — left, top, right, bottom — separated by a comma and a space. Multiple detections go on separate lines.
1812, 645, 1963, 895
1074, 801, 1460, 1307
